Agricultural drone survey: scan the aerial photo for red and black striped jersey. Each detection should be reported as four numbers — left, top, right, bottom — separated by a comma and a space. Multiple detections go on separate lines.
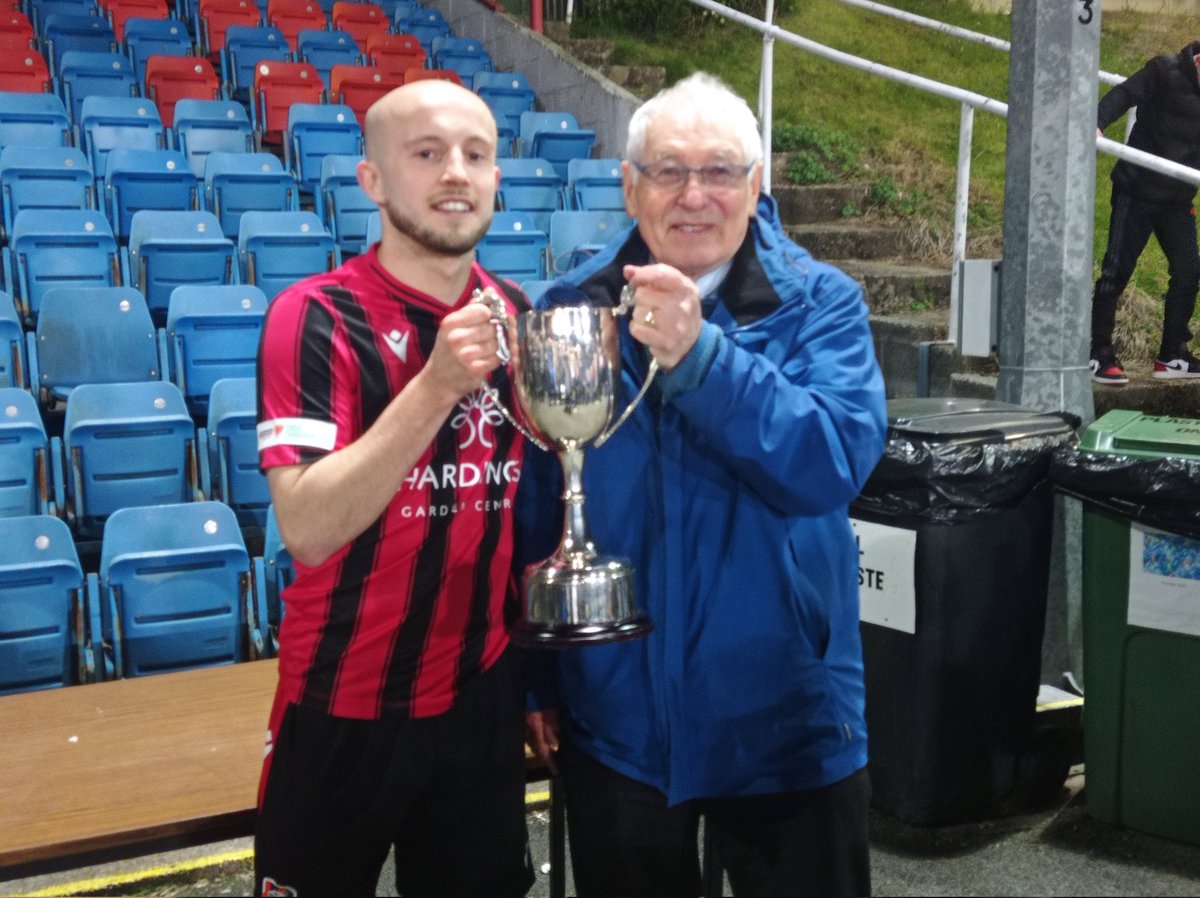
256, 247, 527, 720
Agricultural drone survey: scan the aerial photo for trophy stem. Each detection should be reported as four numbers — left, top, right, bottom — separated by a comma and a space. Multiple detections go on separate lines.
556, 444, 596, 565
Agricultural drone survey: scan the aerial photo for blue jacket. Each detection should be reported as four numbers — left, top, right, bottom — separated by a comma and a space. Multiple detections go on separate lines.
516, 194, 888, 805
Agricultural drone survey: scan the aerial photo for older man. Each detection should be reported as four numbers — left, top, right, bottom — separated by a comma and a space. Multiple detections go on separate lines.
254, 79, 533, 897
521, 72, 887, 897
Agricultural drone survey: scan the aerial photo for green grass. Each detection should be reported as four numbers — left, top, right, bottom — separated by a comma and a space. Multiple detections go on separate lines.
570, 0, 1197, 361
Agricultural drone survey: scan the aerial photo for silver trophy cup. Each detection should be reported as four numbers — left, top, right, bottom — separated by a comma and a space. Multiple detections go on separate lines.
477, 291, 655, 647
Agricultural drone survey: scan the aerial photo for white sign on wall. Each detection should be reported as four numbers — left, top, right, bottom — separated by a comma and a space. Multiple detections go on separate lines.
1127, 522, 1200, 638
851, 518, 917, 634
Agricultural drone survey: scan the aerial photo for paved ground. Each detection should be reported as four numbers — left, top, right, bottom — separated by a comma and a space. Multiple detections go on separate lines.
4, 771, 1200, 897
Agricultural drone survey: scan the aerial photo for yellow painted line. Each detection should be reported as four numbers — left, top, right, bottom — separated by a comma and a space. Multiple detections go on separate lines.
16, 848, 254, 898
1037, 698, 1084, 711
16, 791, 556, 897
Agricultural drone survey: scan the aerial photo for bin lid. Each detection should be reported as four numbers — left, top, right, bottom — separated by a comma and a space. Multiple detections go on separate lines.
1080, 409, 1200, 460
886, 398, 1076, 444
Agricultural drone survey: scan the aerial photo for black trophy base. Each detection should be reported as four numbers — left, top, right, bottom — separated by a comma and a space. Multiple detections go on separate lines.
511, 613, 653, 648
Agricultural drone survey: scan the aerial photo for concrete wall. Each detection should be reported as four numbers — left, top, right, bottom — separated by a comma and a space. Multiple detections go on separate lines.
424, 0, 641, 160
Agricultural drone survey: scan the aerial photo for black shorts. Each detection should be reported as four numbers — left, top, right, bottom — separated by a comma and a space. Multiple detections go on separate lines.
254, 650, 533, 897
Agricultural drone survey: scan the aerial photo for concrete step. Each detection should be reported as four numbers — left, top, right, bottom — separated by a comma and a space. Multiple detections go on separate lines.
837, 259, 950, 315
950, 371, 1200, 417
786, 222, 909, 261
565, 38, 614, 68
604, 64, 666, 97
869, 312, 998, 399
772, 182, 870, 224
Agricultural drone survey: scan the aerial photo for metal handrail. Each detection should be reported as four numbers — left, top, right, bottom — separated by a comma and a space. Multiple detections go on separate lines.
682, 0, 1200, 343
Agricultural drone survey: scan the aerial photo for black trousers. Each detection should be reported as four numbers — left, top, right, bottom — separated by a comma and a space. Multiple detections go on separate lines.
254, 651, 533, 897
560, 740, 872, 898
1091, 186, 1199, 358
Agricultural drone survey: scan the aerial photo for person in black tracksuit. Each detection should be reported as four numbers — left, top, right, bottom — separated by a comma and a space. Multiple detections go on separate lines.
1090, 40, 1200, 385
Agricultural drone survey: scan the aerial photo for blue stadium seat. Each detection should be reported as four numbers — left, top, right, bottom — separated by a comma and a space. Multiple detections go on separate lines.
318, 153, 375, 257
93, 500, 269, 678
170, 99, 256, 180
365, 207, 380, 245
398, 6, 450, 53
237, 209, 339, 299
0, 293, 27, 389
567, 156, 625, 212
0, 514, 85, 694
262, 502, 291, 652
8, 208, 127, 325
0, 387, 61, 518
203, 150, 299, 239
0, 93, 71, 151
29, 285, 161, 410
519, 279, 555, 304
518, 110, 596, 181
30, 0, 101, 32
496, 157, 564, 233
201, 376, 269, 526
385, 0, 421, 30
128, 210, 235, 325
296, 28, 361, 91
0, 145, 94, 242
77, 95, 165, 184
63, 380, 197, 537
221, 24, 290, 104
286, 102, 363, 194
430, 35, 491, 89
548, 209, 631, 275
477, 210, 547, 283
42, 12, 117, 79
103, 147, 200, 244
56, 50, 139, 124
164, 283, 265, 415
123, 17, 193, 85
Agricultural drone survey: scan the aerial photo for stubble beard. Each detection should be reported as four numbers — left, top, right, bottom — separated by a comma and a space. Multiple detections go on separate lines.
383, 199, 492, 257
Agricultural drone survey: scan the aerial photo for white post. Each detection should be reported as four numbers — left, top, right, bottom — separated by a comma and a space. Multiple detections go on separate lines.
949, 101, 974, 347
758, 0, 775, 194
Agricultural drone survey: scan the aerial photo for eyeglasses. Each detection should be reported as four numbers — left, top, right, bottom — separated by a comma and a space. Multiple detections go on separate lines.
633, 160, 755, 191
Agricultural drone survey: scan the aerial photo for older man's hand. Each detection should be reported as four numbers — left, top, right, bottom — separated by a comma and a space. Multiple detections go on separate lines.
623, 263, 703, 370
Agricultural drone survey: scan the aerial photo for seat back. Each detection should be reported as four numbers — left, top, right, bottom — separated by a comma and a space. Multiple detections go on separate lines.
475, 71, 535, 139
286, 102, 362, 192
0, 93, 69, 149
99, 500, 251, 677
43, 13, 117, 78
206, 376, 268, 523
496, 157, 564, 233
197, 0, 263, 60
237, 209, 338, 299
203, 150, 298, 238
0, 387, 50, 517
0, 295, 26, 389
476, 210, 547, 283
430, 35, 491, 89
329, 0, 387, 54
297, 28, 360, 89
399, 6, 449, 52
105, 0, 171, 43
266, 0, 327, 51
252, 60, 325, 146
171, 98, 255, 178
548, 209, 631, 275
123, 16, 192, 85
78, 95, 165, 181
220, 23, 289, 100
57, 49, 139, 123
10, 208, 123, 323
567, 156, 625, 212
128, 210, 234, 323
103, 147, 199, 243
328, 64, 399, 128
519, 110, 596, 180
65, 380, 194, 534
366, 31, 424, 81
0, 47, 52, 94
167, 283, 265, 414
0, 514, 82, 694
35, 285, 159, 406
261, 503, 292, 654
0, 145, 94, 240
143, 55, 221, 128
319, 153, 374, 256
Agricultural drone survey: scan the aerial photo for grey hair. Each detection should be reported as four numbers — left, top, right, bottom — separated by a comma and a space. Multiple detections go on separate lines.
625, 71, 762, 169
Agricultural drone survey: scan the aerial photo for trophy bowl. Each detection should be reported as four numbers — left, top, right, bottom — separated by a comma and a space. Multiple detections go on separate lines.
505, 303, 654, 648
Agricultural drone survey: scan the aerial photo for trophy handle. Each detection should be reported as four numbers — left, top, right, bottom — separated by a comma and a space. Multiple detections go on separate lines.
478, 378, 552, 452
593, 357, 658, 449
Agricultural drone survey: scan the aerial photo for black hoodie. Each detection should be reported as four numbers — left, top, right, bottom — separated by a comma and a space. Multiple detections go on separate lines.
1098, 40, 1200, 205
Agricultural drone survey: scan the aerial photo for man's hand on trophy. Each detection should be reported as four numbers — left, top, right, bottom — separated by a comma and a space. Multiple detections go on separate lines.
622, 263, 702, 371
424, 302, 505, 400
525, 709, 561, 774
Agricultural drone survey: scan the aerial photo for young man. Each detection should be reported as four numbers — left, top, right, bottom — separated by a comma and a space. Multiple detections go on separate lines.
1091, 40, 1200, 385
254, 80, 533, 897
521, 72, 888, 897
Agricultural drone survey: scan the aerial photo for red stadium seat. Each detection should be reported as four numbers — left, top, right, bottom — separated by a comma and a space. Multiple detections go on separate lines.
329, 64, 399, 127
144, 55, 221, 127
366, 32, 425, 81
252, 59, 324, 147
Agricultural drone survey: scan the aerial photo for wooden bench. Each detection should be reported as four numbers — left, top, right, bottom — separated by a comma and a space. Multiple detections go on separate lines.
0, 658, 560, 892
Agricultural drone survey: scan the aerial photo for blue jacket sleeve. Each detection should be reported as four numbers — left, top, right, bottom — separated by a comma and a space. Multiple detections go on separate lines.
667, 265, 887, 517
